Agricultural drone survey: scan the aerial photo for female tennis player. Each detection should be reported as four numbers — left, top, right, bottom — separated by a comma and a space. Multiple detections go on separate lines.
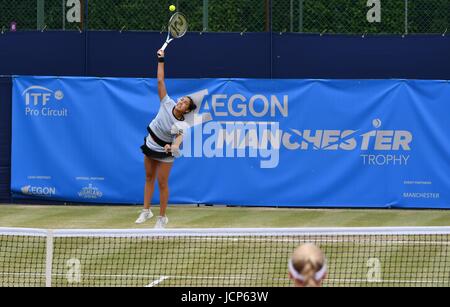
288, 243, 327, 287
135, 49, 196, 228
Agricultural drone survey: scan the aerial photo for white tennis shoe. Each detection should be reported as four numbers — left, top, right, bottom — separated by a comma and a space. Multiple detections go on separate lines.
135, 209, 154, 224
154, 216, 169, 229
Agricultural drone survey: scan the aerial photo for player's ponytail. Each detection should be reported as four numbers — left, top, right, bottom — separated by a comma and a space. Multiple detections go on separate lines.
289, 244, 327, 287
301, 260, 320, 287
186, 96, 196, 112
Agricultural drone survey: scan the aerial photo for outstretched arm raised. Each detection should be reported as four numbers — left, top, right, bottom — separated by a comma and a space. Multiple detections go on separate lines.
157, 49, 167, 100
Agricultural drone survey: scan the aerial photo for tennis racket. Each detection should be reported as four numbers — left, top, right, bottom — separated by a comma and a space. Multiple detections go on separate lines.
161, 12, 188, 51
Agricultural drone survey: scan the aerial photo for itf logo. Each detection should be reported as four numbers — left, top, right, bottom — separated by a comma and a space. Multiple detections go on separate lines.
22, 85, 68, 117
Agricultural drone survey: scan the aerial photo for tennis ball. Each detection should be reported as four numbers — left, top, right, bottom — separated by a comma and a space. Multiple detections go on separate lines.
169, 5, 176, 12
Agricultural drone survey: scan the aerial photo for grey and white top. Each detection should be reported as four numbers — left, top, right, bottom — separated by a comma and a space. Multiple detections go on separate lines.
146, 95, 189, 153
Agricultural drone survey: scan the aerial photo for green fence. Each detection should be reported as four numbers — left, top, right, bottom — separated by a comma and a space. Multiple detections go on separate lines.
1, 0, 449, 34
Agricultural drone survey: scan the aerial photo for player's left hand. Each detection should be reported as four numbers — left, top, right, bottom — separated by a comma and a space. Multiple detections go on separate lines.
164, 144, 171, 153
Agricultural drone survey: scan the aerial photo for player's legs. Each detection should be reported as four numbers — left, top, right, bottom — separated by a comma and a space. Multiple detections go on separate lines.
136, 156, 159, 224
144, 156, 160, 209
156, 161, 173, 217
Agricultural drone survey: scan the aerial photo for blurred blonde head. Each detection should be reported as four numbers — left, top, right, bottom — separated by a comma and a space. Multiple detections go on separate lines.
288, 243, 327, 287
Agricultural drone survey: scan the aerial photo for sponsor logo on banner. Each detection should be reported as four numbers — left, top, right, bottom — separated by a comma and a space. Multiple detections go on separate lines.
75, 176, 105, 181
22, 85, 68, 117
21, 185, 56, 196
182, 90, 413, 169
402, 192, 440, 199
78, 184, 103, 199
27, 175, 52, 180
402, 180, 439, 200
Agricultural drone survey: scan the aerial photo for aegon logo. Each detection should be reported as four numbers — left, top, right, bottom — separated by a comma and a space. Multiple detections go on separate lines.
21, 185, 56, 196
22, 85, 67, 117
198, 92, 288, 119
181, 90, 287, 168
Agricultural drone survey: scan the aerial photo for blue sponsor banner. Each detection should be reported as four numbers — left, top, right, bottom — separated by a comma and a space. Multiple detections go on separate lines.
11, 76, 450, 208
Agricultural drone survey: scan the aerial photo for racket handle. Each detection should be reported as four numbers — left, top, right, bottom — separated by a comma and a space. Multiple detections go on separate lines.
161, 42, 169, 51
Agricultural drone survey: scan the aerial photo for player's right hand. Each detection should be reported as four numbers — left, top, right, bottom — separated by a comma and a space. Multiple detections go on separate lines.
171, 145, 180, 158
157, 49, 165, 58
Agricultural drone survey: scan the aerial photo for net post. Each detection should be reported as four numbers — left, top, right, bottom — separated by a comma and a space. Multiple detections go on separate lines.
404, 0, 409, 35
203, 0, 209, 32
37, 0, 45, 30
299, 0, 304, 33
45, 230, 54, 287
290, 0, 294, 33
62, 0, 65, 30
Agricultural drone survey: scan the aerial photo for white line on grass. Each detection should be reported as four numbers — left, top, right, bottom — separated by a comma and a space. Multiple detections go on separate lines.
145, 276, 169, 287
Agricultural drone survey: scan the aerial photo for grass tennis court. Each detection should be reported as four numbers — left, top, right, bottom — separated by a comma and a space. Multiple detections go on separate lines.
1, 205, 450, 287
1, 204, 450, 229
